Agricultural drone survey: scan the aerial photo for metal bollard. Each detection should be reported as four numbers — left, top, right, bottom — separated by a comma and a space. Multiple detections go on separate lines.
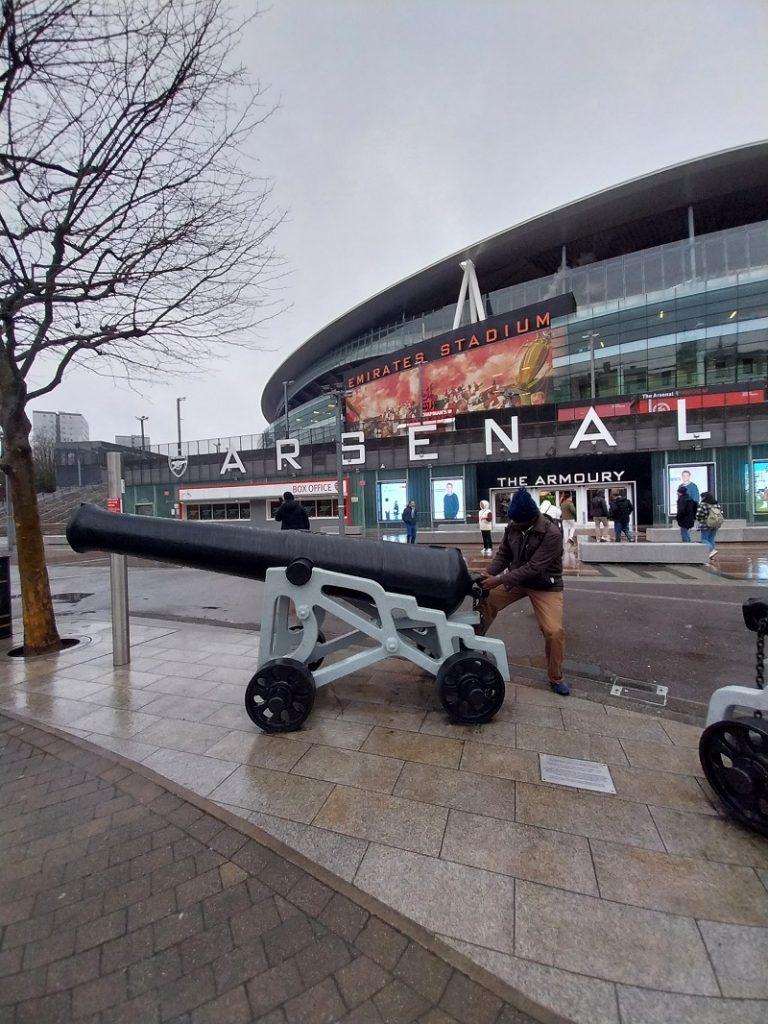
106, 453, 130, 666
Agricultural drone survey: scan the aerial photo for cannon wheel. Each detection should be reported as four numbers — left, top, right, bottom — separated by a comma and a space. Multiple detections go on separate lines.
437, 651, 505, 724
699, 716, 768, 837
245, 658, 315, 733
289, 625, 326, 671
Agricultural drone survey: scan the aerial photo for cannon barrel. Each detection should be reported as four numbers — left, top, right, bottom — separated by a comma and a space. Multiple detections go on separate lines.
66, 504, 474, 615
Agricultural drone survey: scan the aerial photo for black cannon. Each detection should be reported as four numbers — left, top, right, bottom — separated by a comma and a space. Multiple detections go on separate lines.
67, 504, 510, 732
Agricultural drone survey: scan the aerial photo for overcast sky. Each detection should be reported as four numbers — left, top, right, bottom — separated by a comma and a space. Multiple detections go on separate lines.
38, 0, 768, 447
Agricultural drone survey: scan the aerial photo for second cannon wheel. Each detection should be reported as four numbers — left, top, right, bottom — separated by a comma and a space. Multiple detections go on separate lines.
699, 716, 768, 837
437, 650, 505, 724
244, 658, 315, 733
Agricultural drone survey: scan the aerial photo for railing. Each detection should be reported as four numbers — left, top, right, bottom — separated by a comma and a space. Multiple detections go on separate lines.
146, 423, 337, 458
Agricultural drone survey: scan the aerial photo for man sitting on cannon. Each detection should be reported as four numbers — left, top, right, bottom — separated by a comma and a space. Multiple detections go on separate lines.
476, 487, 570, 696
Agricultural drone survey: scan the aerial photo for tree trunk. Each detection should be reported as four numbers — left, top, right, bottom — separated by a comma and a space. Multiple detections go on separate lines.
1, 399, 61, 655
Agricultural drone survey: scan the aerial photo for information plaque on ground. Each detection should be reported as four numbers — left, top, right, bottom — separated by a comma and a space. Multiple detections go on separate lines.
539, 753, 616, 794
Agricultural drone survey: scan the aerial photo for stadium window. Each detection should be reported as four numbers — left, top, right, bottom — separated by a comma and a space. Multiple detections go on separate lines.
184, 502, 250, 522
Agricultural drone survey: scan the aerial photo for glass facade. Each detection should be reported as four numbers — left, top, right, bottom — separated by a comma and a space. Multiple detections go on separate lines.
278, 219, 768, 428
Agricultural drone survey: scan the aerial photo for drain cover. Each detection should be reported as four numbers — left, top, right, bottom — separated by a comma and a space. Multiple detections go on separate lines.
610, 676, 668, 707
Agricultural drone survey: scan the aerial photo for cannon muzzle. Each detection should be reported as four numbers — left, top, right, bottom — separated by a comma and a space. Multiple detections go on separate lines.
66, 503, 474, 615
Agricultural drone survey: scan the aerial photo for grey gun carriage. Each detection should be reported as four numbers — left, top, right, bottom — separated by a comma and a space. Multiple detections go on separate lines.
67, 504, 510, 733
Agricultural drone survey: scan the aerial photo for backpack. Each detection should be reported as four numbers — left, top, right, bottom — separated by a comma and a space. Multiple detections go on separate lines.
541, 512, 563, 534
705, 505, 725, 530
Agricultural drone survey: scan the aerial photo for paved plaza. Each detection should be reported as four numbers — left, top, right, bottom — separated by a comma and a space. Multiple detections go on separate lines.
1, 616, 767, 1023
0, 714, 539, 1024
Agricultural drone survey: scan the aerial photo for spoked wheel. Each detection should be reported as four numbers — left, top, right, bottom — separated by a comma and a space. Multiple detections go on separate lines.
436, 651, 505, 724
699, 716, 768, 837
244, 658, 315, 733
288, 625, 326, 671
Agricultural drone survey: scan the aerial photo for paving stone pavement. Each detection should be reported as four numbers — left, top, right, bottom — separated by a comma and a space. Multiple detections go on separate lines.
2, 617, 768, 1024
0, 713, 545, 1024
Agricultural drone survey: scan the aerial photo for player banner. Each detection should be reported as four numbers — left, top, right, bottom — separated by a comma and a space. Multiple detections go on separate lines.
345, 324, 562, 437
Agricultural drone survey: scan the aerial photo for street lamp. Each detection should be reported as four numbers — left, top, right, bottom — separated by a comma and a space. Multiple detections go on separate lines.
176, 397, 186, 455
582, 331, 600, 401
136, 415, 148, 451
282, 379, 294, 439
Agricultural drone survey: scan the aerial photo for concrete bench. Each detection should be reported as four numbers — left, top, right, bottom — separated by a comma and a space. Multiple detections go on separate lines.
646, 526, 768, 543
578, 539, 709, 564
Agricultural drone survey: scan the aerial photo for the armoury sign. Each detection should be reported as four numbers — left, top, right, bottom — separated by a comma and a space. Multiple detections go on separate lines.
239, 399, 711, 473
344, 294, 577, 437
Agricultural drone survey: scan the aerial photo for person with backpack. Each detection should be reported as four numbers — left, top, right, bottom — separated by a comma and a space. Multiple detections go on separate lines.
589, 491, 610, 542
609, 491, 634, 542
402, 499, 417, 544
695, 490, 724, 558
477, 488, 569, 696
675, 485, 698, 542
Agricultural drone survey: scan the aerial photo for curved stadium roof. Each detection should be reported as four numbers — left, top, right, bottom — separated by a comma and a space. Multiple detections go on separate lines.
262, 141, 768, 420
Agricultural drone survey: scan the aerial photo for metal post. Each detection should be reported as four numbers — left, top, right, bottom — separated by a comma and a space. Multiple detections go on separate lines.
335, 392, 345, 536
176, 397, 185, 456
282, 380, 293, 439
583, 330, 598, 401
106, 452, 130, 666
137, 415, 148, 451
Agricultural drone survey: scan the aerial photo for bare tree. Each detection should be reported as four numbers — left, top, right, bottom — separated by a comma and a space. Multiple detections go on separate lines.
0, 0, 281, 652
32, 433, 57, 493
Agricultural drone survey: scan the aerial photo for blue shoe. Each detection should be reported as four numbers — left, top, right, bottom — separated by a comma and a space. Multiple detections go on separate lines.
549, 681, 570, 696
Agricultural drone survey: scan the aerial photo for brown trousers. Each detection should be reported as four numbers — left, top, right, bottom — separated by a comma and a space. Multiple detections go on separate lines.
480, 586, 565, 683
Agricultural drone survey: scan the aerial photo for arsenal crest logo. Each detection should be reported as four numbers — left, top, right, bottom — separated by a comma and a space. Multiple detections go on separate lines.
168, 455, 188, 478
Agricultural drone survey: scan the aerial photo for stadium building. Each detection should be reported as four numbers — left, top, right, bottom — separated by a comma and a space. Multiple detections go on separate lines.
124, 142, 768, 531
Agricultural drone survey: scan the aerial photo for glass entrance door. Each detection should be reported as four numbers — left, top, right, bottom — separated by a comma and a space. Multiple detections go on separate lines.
488, 482, 637, 532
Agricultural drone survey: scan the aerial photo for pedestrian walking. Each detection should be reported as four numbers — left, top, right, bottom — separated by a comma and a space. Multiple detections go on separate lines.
676, 485, 698, 542
402, 499, 417, 544
538, 494, 562, 524
609, 491, 634, 542
560, 492, 577, 548
695, 490, 724, 558
589, 492, 610, 541
478, 500, 493, 555
274, 491, 310, 531
476, 488, 570, 696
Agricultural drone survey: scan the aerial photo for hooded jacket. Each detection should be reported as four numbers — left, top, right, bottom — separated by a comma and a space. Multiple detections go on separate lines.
609, 496, 633, 524
488, 514, 563, 591
274, 497, 310, 531
676, 491, 697, 529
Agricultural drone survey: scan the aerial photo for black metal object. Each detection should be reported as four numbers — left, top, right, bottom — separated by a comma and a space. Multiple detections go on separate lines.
244, 658, 315, 733
699, 717, 768, 837
436, 651, 505, 724
66, 503, 473, 615
743, 598, 768, 689
286, 557, 313, 587
0, 555, 11, 640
